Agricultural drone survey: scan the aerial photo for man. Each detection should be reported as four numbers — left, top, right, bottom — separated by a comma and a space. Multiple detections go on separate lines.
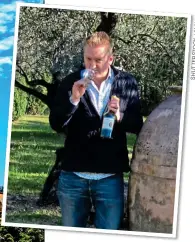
49, 31, 143, 229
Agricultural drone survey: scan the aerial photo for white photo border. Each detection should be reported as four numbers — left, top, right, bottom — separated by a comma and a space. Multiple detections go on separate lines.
1, 2, 192, 239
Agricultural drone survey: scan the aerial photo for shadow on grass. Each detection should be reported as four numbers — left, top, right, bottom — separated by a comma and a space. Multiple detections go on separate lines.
22, 120, 49, 126
9, 154, 55, 174
8, 173, 47, 195
11, 130, 64, 140
12, 121, 51, 132
6, 213, 61, 226
10, 142, 63, 153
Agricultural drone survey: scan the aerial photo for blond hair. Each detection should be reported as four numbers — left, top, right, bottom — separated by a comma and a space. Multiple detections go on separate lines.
84, 31, 113, 54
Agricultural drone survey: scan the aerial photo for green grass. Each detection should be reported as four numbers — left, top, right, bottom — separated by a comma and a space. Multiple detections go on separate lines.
6, 115, 136, 225
8, 115, 64, 195
6, 208, 61, 226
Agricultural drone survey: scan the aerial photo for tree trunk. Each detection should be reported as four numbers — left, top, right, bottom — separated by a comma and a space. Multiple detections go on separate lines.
96, 12, 118, 35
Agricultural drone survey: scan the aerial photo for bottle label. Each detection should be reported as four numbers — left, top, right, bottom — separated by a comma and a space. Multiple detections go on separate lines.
100, 117, 115, 138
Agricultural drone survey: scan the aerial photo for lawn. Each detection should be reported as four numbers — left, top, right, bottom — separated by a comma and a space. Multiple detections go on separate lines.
5, 115, 136, 226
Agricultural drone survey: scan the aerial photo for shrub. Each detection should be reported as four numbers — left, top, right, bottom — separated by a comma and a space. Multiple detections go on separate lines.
12, 87, 28, 121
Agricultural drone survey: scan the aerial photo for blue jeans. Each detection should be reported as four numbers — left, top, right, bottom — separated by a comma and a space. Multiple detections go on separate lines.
57, 171, 124, 229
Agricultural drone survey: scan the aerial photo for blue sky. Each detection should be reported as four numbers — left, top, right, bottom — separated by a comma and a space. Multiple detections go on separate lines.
0, 0, 44, 186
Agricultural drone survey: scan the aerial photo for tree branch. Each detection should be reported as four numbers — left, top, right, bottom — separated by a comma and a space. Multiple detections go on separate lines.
115, 33, 178, 68
30, 79, 51, 88
16, 64, 31, 85
149, 21, 158, 35
96, 12, 118, 36
15, 80, 49, 105
16, 64, 51, 88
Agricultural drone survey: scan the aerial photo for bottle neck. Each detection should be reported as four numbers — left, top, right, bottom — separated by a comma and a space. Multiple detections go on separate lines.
109, 110, 115, 116
104, 109, 116, 118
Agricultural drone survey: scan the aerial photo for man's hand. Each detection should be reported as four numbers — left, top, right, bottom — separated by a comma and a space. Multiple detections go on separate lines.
71, 79, 88, 103
108, 95, 120, 121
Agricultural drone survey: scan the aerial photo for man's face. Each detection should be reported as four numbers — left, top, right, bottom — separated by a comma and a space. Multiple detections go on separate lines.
84, 44, 114, 80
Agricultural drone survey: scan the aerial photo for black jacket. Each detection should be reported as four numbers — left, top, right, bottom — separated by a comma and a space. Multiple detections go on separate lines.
49, 66, 143, 173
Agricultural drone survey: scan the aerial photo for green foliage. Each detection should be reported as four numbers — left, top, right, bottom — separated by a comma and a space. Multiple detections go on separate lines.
19, 228, 44, 242
13, 75, 47, 119
0, 226, 44, 242
3, 233, 14, 242
26, 95, 47, 115
17, 7, 187, 115
113, 15, 186, 114
13, 77, 28, 121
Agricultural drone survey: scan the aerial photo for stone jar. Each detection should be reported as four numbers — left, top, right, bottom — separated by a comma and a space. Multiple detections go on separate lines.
128, 87, 182, 233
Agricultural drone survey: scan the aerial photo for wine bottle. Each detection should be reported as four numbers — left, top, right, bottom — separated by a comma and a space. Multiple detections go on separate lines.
100, 95, 119, 139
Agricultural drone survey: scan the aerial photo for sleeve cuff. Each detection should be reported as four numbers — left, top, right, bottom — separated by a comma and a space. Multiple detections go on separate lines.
69, 95, 80, 106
